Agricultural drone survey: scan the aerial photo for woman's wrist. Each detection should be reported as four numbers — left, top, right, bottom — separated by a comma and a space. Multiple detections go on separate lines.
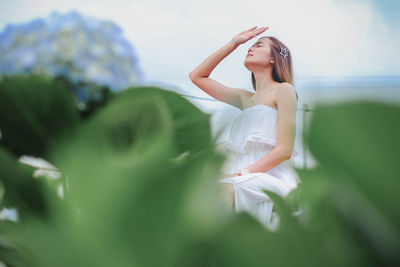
229, 39, 240, 49
235, 168, 250, 176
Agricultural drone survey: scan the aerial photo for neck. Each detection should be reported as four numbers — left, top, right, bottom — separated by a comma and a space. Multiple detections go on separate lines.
252, 67, 278, 93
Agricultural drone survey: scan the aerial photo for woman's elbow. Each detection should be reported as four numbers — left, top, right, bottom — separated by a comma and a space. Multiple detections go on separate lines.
278, 146, 293, 160
285, 150, 294, 160
189, 72, 195, 81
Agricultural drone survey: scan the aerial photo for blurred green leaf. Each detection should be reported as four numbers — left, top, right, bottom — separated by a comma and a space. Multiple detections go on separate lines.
0, 146, 49, 219
308, 102, 400, 222
0, 74, 80, 157
1, 79, 400, 267
307, 101, 400, 266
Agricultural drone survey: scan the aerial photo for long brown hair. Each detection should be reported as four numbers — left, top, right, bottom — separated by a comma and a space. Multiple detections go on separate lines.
251, 36, 298, 100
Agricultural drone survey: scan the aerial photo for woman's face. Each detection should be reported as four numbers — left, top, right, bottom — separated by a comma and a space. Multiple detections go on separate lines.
244, 37, 274, 71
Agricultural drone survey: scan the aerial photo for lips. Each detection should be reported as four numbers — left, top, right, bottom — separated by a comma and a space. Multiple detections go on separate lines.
247, 53, 254, 57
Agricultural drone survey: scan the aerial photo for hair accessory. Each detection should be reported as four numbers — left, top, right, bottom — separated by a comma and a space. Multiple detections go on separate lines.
279, 46, 288, 58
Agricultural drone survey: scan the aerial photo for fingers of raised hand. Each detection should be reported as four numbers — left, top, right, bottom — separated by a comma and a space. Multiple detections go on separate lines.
253, 26, 268, 34
259, 26, 269, 32
247, 26, 268, 37
247, 26, 258, 31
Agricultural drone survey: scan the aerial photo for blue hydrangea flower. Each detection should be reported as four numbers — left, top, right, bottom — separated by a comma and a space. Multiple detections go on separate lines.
0, 10, 144, 106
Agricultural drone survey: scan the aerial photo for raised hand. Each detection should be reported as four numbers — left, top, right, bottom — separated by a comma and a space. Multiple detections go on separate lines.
231, 26, 269, 46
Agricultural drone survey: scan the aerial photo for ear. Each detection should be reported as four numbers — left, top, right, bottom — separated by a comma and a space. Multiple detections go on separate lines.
270, 59, 275, 64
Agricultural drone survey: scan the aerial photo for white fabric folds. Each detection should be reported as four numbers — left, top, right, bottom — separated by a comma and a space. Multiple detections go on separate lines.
218, 104, 301, 229
224, 104, 298, 159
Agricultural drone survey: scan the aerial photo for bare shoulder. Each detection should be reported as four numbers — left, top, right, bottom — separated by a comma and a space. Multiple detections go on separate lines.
277, 82, 295, 92
276, 82, 298, 100
275, 82, 298, 113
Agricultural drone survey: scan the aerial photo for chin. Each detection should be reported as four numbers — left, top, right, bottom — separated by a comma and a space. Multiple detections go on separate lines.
244, 62, 256, 72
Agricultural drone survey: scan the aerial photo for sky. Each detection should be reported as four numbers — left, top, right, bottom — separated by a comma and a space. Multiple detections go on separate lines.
0, 0, 398, 166
0, 0, 399, 96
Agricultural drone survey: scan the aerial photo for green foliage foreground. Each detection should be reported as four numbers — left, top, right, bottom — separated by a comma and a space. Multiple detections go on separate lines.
0, 75, 399, 267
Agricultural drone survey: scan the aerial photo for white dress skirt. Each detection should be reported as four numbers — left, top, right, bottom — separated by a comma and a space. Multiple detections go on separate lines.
217, 104, 301, 230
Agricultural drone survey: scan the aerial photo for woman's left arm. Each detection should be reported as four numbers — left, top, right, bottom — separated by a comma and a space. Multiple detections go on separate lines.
243, 83, 297, 174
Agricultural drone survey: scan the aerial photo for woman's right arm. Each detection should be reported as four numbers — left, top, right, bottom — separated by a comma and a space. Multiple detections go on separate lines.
189, 26, 268, 110
189, 40, 244, 109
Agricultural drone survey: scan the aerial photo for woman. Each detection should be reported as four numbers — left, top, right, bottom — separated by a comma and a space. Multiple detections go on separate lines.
189, 26, 300, 229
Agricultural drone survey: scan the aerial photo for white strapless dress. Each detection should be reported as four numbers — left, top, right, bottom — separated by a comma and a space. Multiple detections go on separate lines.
218, 104, 301, 229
